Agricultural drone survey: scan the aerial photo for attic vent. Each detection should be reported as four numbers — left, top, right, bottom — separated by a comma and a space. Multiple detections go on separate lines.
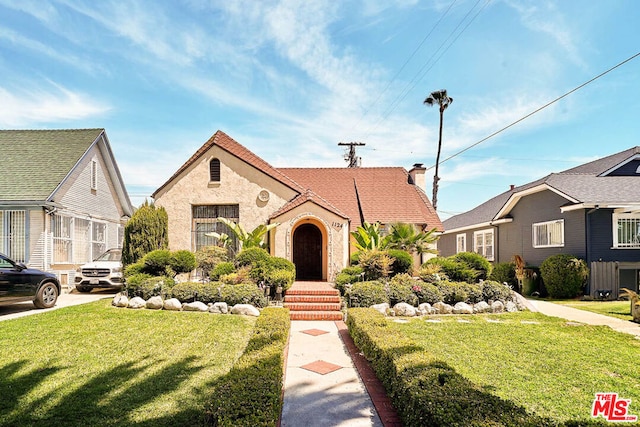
210, 158, 221, 182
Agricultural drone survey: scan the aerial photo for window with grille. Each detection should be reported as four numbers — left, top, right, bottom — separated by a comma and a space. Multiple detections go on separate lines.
52, 214, 109, 263
209, 158, 221, 182
614, 213, 640, 248
53, 215, 73, 263
0, 210, 26, 262
473, 229, 494, 261
456, 233, 466, 253
192, 205, 239, 252
532, 219, 564, 248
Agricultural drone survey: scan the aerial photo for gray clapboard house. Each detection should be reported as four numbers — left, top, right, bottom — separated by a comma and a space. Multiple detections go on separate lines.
0, 129, 133, 290
439, 147, 640, 298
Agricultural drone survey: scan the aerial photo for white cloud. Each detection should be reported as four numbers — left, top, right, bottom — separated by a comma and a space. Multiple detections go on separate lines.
0, 83, 110, 127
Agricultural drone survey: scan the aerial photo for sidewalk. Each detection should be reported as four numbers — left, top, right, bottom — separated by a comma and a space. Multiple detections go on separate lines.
527, 299, 640, 338
281, 320, 400, 427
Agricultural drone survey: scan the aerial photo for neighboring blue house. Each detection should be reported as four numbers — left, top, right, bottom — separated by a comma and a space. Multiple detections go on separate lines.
0, 129, 133, 291
438, 147, 640, 298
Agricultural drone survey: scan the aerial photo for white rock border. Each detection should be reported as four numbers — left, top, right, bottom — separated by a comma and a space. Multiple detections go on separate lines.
112, 292, 262, 317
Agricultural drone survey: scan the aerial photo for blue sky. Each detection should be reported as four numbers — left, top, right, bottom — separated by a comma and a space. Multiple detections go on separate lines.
1, 1, 639, 220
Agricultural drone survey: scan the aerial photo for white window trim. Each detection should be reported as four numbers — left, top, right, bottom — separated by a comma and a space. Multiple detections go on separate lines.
613, 212, 640, 249
532, 219, 565, 248
456, 233, 466, 253
473, 229, 494, 261
52, 214, 110, 264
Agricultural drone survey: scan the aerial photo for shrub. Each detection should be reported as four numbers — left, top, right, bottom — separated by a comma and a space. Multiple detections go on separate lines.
387, 249, 413, 275
234, 247, 270, 268
347, 281, 388, 307
358, 250, 393, 280
170, 281, 221, 304
540, 254, 589, 299
481, 280, 513, 302
461, 282, 483, 304
452, 251, 493, 280
126, 276, 175, 300
269, 257, 295, 273
387, 273, 418, 306
413, 282, 443, 304
124, 272, 151, 287
346, 308, 555, 427
268, 269, 295, 292
335, 266, 364, 295
195, 246, 229, 278
124, 262, 145, 278
220, 266, 252, 285
489, 262, 517, 289
350, 251, 362, 265
170, 250, 197, 275
142, 249, 172, 276
219, 283, 268, 308
436, 281, 468, 305
424, 257, 477, 283
212, 262, 236, 280
206, 307, 290, 427
418, 262, 447, 283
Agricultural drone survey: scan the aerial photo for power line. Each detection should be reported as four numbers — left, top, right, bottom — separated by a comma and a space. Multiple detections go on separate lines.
426, 51, 640, 172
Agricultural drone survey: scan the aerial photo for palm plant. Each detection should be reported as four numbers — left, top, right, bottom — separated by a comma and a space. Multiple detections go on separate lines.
385, 222, 438, 255
351, 221, 385, 251
207, 218, 279, 251
424, 89, 453, 211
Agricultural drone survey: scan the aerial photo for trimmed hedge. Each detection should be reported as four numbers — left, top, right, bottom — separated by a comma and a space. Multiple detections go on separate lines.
212, 262, 235, 280
424, 257, 477, 283
335, 265, 364, 295
347, 280, 387, 307
488, 262, 517, 289
540, 254, 589, 299
170, 281, 222, 304
346, 308, 555, 427
206, 307, 290, 426
413, 282, 443, 304
452, 252, 493, 280
126, 276, 175, 300
219, 283, 268, 308
481, 280, 513, 303
388, 273, 418, 306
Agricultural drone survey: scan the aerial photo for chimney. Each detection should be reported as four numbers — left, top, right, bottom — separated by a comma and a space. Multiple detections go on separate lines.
510, 184, 515, 191
409, 163, 426, 190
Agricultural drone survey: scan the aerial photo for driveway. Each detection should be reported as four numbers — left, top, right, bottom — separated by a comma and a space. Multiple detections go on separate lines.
0, 289, 117, 322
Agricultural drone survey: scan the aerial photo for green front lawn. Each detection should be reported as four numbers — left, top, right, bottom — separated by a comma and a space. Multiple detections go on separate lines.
0, 300, 256, 426
393, 312, 640, 424
551, 299, 633, 321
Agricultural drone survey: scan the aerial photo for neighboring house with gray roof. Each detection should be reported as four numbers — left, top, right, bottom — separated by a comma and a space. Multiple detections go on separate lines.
0, 129, 133, 290
439, 146, 640, 298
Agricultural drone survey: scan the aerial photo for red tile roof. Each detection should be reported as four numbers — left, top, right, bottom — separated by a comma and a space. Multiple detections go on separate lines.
152, 130, 304, 197
280, 167, 442, 232
270, 189, 350, 220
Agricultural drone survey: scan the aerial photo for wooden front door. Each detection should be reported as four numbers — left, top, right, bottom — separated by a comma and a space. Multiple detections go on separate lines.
293, 223, 323, 281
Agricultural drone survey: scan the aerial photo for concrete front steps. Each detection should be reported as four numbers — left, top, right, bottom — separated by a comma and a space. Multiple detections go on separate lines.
284, 282, 343, 321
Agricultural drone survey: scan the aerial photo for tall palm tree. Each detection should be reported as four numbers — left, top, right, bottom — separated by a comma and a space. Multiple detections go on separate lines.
424, 89, 453, 211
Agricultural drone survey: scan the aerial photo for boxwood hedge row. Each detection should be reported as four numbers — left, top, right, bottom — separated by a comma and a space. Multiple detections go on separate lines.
205, 307, 290, 426
346, 308, 557, 427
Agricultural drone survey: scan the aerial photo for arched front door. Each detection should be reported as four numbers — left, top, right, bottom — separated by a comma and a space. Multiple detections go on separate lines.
293, 223, 323, 281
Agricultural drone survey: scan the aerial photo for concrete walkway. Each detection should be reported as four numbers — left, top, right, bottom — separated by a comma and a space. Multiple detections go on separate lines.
528, 299, 640, 338
281, 320, 384, 427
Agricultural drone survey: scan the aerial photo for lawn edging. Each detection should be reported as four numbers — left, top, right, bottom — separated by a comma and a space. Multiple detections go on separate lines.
346, 308, 560, 427
205, 307, 290, 426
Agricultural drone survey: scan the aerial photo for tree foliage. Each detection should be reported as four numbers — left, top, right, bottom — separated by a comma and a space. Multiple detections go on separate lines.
122, 200, 169, 266
210, 217, 278, 251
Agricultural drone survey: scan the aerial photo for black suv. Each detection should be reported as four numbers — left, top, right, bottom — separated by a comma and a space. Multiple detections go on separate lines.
0, 253, 61, 308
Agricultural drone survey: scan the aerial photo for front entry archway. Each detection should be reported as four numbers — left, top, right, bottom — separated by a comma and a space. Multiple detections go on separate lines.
293, 223, 323, 281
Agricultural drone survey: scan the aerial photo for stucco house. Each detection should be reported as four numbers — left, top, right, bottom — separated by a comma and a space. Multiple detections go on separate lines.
438, 146, 640, 298
0, 129, 133, 290
152, 130, 442, 281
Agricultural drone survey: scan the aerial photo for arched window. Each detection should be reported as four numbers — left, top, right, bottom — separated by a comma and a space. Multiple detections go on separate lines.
209, 158, 220, 182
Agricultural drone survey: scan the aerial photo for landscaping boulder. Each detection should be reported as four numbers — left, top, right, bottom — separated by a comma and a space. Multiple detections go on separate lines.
128, 297, 146, 309
473, 301, 490, 313
418, 303, 433, 316
491, 300, 505, 313
393, 302, 417, 317
453, 302, 474, 314
209, 302, 229, 314
182, 301, 209, 312
231, 304, 260, 317
433, 301, 453, 314
370, 303, 390, 316
146, 296, 164, 310
112, 293, 128, 308
163, 298, 182, 311
505, 301, 518, 313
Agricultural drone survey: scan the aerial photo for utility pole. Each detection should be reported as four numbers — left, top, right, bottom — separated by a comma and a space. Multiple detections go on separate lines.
338, 142, 365, 167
